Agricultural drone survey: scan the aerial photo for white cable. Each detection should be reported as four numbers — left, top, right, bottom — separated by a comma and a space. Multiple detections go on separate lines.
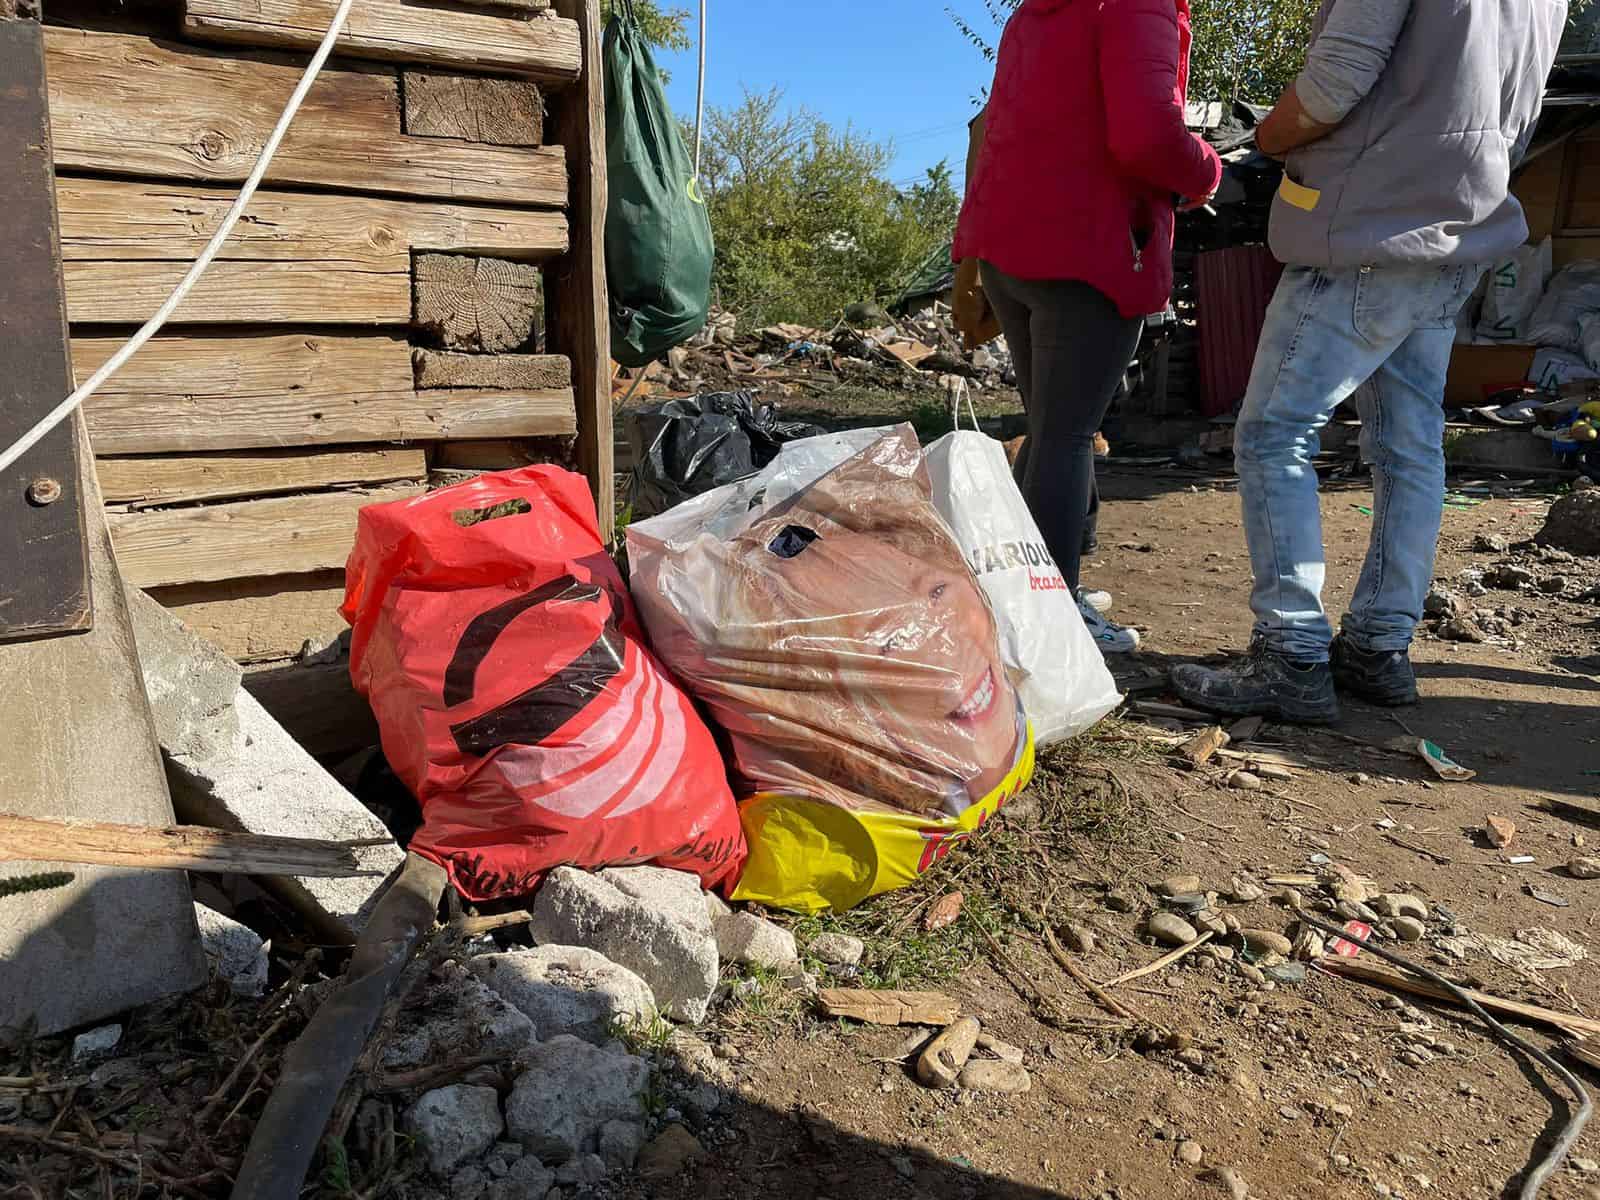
0, 0, 357, 480
692, 0, 707, 181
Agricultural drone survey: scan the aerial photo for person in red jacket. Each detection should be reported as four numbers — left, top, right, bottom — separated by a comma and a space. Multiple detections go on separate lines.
953, 0, 1221, 655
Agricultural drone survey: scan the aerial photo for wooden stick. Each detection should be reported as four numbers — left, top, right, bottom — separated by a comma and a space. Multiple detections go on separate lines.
1319, 957, 1600, 1039
1099, 932, 1214, 988
376, 1053, 506, 1094
454, 910, 533, 937
0, 814, 385, 877
196, 1014, 291, 1127
1042, 925, 1160, 1029
1565, 1040, 1600, 1072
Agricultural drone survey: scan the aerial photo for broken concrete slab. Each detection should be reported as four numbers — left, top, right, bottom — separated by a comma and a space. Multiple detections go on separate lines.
195, 903, 269, 998
406, 1084, 504, 1177
530, 867, 719, 1023
127, 590, 404, 941
470, 946, 658, 1044
504, 1035, 650, 1165
0, 440, 206, 1036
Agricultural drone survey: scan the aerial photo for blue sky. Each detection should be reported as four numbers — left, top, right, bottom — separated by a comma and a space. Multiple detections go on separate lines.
657, 0, 999, 192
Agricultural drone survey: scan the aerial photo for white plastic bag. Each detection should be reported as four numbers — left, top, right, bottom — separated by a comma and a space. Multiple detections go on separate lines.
1581, 312, 1600, 372
1527, 261, 1600, 352
1530, 347, 1599, 390
1476, 238, 1551, 342
923, 431, 1121, 747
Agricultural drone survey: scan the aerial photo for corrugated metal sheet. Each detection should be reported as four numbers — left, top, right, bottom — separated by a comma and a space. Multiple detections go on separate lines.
1196, 246, 1284, 418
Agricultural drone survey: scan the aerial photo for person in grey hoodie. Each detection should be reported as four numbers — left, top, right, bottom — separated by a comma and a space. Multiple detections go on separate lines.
1173, 0, 1567, 724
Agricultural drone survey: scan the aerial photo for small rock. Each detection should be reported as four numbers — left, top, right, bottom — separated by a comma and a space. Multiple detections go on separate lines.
1373, 894, 1428, 921
505, 1037, 649, 1165
1272, 887, 1303, 910
1063, 923, 1098, 954
71, 1024, 122, 1063
1292, 928, 1325, 961
1228, 771, 1264, 792
715, 910, 799, 970
1229, 877, 1266, 903
1156, 875, 1204, 897
1237, 963, 1267, 986
808, 932, 865, 968
1147, 913, 1200, 947
1392, 917, 1426, 943
554, 1155, 607, 1188
1207, 1166, 1249, 1200
1437, 617, 1487, 643
1221, 912, 1243, 934
1571, 1157, 1599, 1175
1473, 533, 1510, 553
1176, 1047, 1206, 1069
1105, 890, 1137, 913
1194, 910, 1229, 937
1177, 1141, 1205, 1166
1567, 856, 1600, 880
470, 947, 657, 1046
195, 904, 269, 998
975, 1032, 1026, 1064
407, 1085, 504, 1178
1350, 772, 1372, 786
636, 1125, 704, 1179
1278, 1105, 1303, 1121
958, 1060, 1032, 1093
486, 1157, 554, 1200
451, 1164, 489, 1200
597, 1121, 645, 1171
1484, 815, 1517, 849
1423, 588, 1461, 619
1539, 575, 1569, 595
1486, 564, 1535, 590
1240, 929, 1292, 957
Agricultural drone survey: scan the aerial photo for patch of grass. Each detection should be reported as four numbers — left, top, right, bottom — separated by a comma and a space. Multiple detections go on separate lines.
611, 1010, 676, 1056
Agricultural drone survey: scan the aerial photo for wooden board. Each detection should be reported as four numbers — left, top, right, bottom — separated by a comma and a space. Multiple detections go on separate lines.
547, 0, 613, 537
98, 446, 427, 508
414, 350, 571, 391
816, 989, 961, 1027
58, 177, 567, 325
108, 484, 422, 588
1444, 343, 1537, 407
1512, 142, 1565, 242
74, 333, 577, 453
0, 814, 373, 877
149, 571, 347, 663
403, 71, 544, 146
0, 16, 90, 639
184, 0, 581, 81
433, 439, 574, 472
46, 26, 567, 206
1559, 133, 1600, 233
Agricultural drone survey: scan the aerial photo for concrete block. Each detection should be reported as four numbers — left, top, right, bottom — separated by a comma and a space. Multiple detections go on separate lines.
127, 590, 404, 941
195, 903, 269, 997
0, 438, 205, 1036
469, 946, 657, 1044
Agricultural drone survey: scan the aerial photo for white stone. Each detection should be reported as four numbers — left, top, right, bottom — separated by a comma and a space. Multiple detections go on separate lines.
406, 1085, 504, 1177
469, 946, 657, 1045
530, 868, 719, 1022
194, 903, 268, 998
71, 1024, 122, 1062
715, 911, 798, 970
808, 932, 866, 967
486, 1155, 554, 1200
505, 1036, 650, 1164
597, 1120, 647, 1170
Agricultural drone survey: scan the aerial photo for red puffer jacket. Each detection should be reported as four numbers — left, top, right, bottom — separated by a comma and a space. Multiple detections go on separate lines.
954, 0, 1222, 318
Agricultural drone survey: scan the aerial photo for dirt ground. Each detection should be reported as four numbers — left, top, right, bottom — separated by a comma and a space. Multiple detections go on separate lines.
626, 463, 1600, 1200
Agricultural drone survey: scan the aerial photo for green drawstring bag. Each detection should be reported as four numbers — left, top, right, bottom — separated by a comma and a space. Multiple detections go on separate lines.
603, 0, 714, 368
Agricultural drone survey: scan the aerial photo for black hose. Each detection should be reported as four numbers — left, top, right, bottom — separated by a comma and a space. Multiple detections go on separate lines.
231, 853, 447, 1200
1297, 912, 1592, 1200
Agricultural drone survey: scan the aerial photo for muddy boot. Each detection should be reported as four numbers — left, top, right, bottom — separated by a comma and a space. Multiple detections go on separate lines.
1170, 639, 1340, 725
1330, 634, 1418, 706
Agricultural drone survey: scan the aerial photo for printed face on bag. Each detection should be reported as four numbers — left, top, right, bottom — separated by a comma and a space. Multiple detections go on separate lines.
723, 517, 1023, 814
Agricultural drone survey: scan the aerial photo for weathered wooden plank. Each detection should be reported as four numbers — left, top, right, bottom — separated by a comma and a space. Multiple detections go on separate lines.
403, 72, 544, 146
548, 0, 613, 536
183, 0, 580, 81
414, 254, 544, 352
98, 447, 428, 508
414, 350, 571, 391
149, 571, 348, 663
109, 484, 422, 588
0, 16, 90, 640
57, 178, 567, 324
46, 27, 567, 206
74, 333, 577, 453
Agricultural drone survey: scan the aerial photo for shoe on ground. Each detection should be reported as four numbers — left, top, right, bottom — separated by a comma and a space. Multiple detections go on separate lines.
1330, 634, 1418, 706
1077, 587, 1113, 613
1169, 638, 1340, 724
1077, 595, 1139, 654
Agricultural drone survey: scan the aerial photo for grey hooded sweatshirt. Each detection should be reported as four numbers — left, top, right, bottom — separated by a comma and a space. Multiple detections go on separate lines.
1269, 0, 1567, 269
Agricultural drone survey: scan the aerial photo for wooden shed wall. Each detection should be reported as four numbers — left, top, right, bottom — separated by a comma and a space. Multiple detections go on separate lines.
46, 0, 610, 671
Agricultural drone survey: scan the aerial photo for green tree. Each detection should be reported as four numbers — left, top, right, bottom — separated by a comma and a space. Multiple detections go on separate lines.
599, 0, 691, 52
697, 88, 962, 327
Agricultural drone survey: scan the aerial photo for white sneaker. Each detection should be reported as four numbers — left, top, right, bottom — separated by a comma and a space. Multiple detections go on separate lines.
1077, 595, 1140, 654
1078, 587, 1113, 613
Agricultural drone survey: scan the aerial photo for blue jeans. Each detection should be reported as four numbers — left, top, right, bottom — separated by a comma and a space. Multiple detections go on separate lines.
1234, 263, 1483, 662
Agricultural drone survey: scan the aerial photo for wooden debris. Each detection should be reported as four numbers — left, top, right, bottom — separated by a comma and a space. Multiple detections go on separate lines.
924, 891, 964, 932
1180, 726, 1230, 768
414, 254, 544, 353
1042, 925, 1156, 1028
1320, 957, 1600, 1040
1485, 814, 1517, 849
402, 71, 544, 145
414, 350, 570, 391
1565, 1039, 1600, 1072
1100, 932, 1214, 988
916, 1017, 980, 1089
817, 989, 961, 1027
0, 814, 381, 877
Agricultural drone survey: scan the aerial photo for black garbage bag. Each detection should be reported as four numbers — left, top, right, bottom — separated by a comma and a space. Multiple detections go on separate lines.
626, 391, 828, 517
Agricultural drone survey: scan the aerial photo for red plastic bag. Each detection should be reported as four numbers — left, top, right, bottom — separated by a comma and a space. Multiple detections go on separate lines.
342, 466, 745, 901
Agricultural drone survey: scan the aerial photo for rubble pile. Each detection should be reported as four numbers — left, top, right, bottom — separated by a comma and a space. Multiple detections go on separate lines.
623, 304, 1016, 407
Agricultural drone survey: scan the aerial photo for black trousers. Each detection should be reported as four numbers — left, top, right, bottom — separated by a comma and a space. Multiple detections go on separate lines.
981, 263, 1141, 593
